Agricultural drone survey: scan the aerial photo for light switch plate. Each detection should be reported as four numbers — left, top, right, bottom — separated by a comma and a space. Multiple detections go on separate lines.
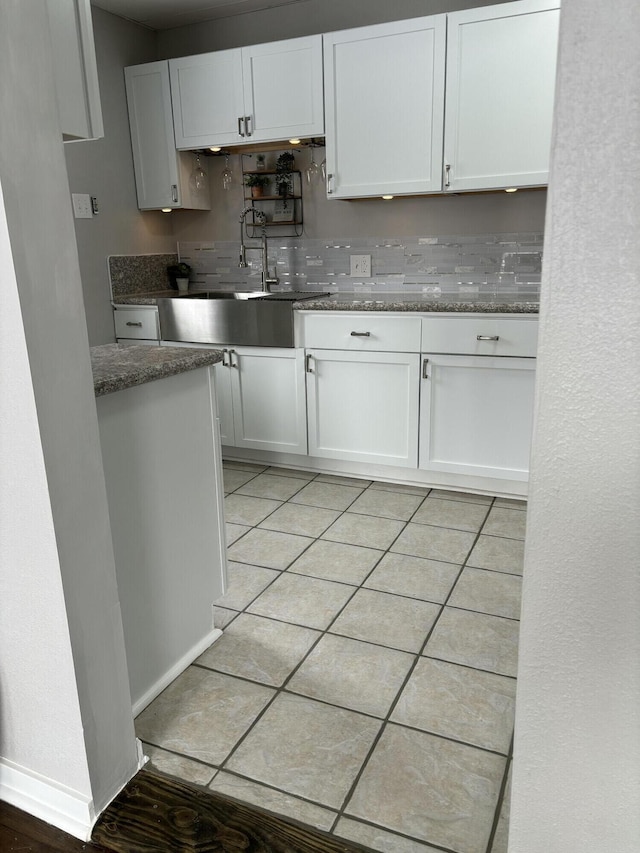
72, 193, 93, 219
350, 254, 371, 277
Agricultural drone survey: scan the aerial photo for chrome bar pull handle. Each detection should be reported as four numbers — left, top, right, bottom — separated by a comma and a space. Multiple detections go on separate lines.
350, 331, 371, 337
126, 321, 143, 327
305, 353, 314, 373
229, 349, 238, 367
327, 173, 334, 195
245, 115, 252, 137
477, 335, 500, 341
422, 358, 429, 379
238, 117, 245, 137
221, 348, 229, 367
444, 164, 451, 189
171, 184, 178, 203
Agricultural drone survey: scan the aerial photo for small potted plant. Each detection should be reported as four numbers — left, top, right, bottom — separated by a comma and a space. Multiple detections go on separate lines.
167, 261, 191, 293
275, 151, 295, 198
244, 174, 270, 198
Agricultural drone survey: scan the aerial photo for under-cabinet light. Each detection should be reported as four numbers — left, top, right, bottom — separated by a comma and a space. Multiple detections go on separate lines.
161, 208, 172, 213
209, 146, 222, 152
382, 195, 394, 200
289, 138, 301, 144
505, 187, 518, 193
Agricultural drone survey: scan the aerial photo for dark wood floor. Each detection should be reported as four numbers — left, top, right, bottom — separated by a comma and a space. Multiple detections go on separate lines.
2, 770, 366, 853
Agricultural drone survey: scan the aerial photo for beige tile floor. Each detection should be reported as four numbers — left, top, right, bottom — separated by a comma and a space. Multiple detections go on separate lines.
136, 462, 526, 853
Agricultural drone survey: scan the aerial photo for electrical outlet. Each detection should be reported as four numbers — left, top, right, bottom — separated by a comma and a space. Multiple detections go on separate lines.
350, 254, 371, 277
72, 193, 93, 219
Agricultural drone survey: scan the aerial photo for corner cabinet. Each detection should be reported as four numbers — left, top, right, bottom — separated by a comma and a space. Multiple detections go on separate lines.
124, 61, 211, 210
169, 35, 324, 150
444, 0, 561, 191
323, 16, 446, 198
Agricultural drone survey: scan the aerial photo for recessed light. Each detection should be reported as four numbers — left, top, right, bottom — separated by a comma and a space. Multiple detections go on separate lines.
161, 208, 173, 213
382, 195, 394, 200
505, 187, 518, 193
289, 138, 301, 145
209, 146, 222, 152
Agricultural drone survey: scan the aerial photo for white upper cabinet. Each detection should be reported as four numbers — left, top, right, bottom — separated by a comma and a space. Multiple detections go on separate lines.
125, 61, 210, 210
170, 36, 324, 149
46, 0, 103, 140
323, 17, 446, 199
444, 0, 560, 192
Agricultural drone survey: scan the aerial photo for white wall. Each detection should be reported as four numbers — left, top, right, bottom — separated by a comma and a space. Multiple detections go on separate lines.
65, 7, 176, 346
0, 175, 93, 820
510, 1, 640, 850
0, 0, 139, 834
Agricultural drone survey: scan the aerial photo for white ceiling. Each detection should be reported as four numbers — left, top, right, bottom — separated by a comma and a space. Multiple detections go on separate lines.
91, 0, 309, 30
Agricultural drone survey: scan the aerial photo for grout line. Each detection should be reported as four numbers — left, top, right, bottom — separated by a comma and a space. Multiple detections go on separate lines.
152, 464, 522, 852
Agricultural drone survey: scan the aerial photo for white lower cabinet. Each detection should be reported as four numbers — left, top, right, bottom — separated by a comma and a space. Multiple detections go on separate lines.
217, 346, 308, 455
305, 349, 420, 467
113, 305, 160, 343
419, 354, 536, 481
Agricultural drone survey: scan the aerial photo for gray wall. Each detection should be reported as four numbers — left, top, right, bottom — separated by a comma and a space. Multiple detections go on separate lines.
0, 0, 139, 820
510, 0, 640, 849
65, 8, 175, 346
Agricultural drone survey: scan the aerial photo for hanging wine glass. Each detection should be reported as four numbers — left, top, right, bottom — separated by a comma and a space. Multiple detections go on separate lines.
305, 146, 320, 185
189, 153, 207, 193
320, 151, 326, 181
221, 153, 233, 190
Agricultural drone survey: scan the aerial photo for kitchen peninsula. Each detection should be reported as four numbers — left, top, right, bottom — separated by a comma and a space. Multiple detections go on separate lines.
92, 344, 227, 714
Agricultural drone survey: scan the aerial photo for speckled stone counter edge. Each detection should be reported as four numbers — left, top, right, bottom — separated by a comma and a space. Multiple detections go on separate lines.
91, 344, 223, 397
114, 292, 539, 314
293, 298, 539, 313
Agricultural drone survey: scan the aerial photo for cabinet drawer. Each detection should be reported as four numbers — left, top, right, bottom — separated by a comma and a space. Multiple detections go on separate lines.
421, 316, 538, 357
114, 307, 159, 340
302, 314, 422, 352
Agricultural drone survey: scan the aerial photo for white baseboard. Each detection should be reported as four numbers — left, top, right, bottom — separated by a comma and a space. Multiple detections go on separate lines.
0, 757, 95, 841
131, 627, 223, 717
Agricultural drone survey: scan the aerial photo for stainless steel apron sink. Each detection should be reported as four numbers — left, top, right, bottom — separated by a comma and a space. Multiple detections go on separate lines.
157, 292, 327, 348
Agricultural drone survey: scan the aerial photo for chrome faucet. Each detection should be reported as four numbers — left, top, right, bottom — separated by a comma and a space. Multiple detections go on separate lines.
238, 206, 279, 292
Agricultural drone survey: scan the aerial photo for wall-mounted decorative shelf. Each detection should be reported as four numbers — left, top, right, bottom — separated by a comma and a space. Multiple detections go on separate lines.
242, 152, 304, 237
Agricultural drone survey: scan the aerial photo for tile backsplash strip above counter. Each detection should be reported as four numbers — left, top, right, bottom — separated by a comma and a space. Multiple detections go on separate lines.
178, 232, 543, 300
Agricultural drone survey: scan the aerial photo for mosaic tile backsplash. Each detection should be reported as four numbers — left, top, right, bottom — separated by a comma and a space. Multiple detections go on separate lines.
178, 233, 543, 300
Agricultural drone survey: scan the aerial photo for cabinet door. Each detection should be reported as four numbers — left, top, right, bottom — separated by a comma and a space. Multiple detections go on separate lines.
229, 347, 307, 455
444, 0, 560, 191
170, 50, 245, 149
306, 349, 420, 467
242, 36, 324, 143
125, 62, 181, 209
323, 17, 446, 198
213, 357, 236, 448
419, 354, 536, 480
125, 62, 211, 209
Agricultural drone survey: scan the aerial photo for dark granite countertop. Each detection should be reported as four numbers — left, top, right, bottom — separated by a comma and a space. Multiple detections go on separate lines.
91, 344, 223, 397
292, 293, 539, 313
114, 290, 539, 313
113, 290, 181, 306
